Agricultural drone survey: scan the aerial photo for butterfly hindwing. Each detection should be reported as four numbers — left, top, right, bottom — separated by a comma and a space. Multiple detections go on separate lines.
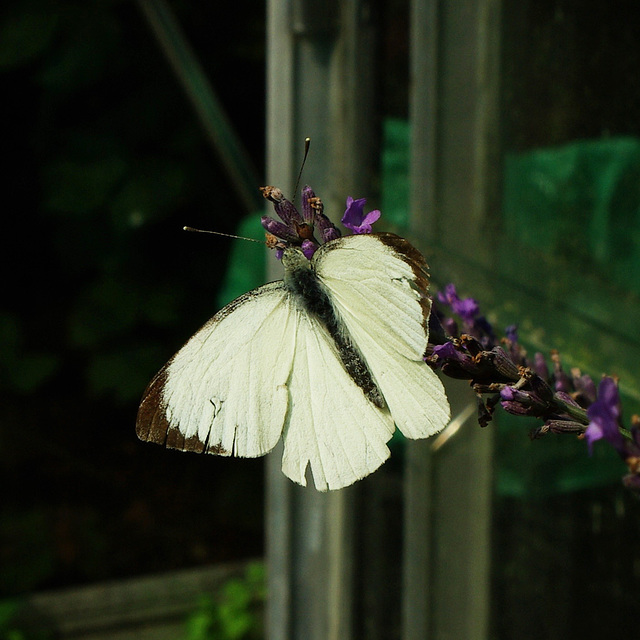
281, 311, 395, 491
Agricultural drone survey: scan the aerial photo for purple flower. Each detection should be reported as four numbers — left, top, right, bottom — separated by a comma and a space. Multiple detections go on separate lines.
260, 185, 342, 259
341, 197, 381, 234
435, 284, 495, 347
571, 370, 597, 406
302, 186, 342, 243
300, 185, 317, 224
437, 283, 458, 306
500, 386, 521, 402
432, 341, 463, 362
453, 298, 480, 322
430, 340, 480, 380
584, 377, 624, 455
551, 351, 572, 393
437, 284, 480, 325
533, 352, 549, 381
505, 325, 518, 343
301, 239, 317, 259
261, 216, 300, 243
499, 384, 552, 417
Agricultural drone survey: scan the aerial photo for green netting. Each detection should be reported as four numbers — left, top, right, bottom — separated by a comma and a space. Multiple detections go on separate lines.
504, 136, 640, 296
380, 117, 411, 230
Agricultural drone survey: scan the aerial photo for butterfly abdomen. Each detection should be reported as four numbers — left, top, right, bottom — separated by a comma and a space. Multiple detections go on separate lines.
282, 248, 385, 408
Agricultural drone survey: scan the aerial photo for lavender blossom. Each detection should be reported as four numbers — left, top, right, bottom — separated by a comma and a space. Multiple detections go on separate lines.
435, 284, 495, 346
261, 185, 342, 258
584, 377, 624, 454
429, 282, 640, 493
341, 196, 381, 234
261, 186, 383, 259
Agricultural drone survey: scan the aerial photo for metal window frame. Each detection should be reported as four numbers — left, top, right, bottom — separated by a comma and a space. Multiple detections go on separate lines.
265, 2, 501, 638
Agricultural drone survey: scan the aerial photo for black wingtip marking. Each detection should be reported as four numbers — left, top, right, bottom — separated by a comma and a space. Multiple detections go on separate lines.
374, 232, 432, 329
136, 365, 222, 455
136, 366, 171, 445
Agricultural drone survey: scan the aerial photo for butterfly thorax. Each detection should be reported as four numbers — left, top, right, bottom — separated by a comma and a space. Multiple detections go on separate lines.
282, 247, 386, 409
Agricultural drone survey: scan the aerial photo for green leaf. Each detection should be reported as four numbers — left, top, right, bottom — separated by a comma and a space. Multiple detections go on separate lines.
0, 600, 20, 628
215, 214, 266, 309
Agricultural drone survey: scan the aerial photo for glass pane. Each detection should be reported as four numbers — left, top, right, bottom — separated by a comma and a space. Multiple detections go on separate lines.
493, 2, 640, 638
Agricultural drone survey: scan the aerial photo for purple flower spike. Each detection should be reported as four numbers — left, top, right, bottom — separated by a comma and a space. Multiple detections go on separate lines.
533, 352, 549, 381
499, 385, 551, 417
551, 351, 572, 393
261, 186, 304, 226
261, 184, 343, 258
500, 386, 518, 402
314, 208, 342, 243
572, 370, 597, 405
437, 284, 480, 324
438, 283, 459, 307
584, 377, 624, 455
434, 283, 496, 350
341, 196, 381, 234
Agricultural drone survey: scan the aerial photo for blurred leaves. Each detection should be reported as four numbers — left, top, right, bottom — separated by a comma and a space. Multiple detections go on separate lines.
2, 0, 263, 404
0, 510, 57, 594
44, 156, 129, 216
185, 562, 265, 640
0, 598, 46, 640
0, 314, 58, 393
0, 0, 265, 598
109, 159, 187, 229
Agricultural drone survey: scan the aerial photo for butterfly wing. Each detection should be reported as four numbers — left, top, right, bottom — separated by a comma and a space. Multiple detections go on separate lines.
313, 233, 451, 439
136, 279, 395, 490
280, 311, 395, 491
136, 282, 294, 458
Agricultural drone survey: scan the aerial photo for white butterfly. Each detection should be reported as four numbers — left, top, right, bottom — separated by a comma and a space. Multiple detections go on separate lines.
136, 188, 450, 490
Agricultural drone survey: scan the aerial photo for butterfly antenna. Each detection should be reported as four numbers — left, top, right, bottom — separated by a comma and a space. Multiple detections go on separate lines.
183, 226, 265, 244
293, 137, 311, 200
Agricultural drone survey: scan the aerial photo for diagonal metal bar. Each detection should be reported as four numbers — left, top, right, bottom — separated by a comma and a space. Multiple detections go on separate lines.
136, 0, 263, 213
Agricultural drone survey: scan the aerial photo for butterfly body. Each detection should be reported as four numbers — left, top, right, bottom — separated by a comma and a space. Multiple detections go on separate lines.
282, 246, 385, 407
136, 232, 450, 490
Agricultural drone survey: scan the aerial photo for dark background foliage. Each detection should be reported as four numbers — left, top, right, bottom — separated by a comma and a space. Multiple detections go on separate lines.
1, 0, 266, 596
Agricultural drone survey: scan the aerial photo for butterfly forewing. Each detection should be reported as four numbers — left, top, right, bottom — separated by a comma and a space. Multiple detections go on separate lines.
314, 233, 450, 439
136, 282, 294, 458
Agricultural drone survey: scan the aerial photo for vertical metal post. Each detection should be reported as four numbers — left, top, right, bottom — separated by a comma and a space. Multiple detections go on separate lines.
265, 2, 377, 639
404, 1, 501, 638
